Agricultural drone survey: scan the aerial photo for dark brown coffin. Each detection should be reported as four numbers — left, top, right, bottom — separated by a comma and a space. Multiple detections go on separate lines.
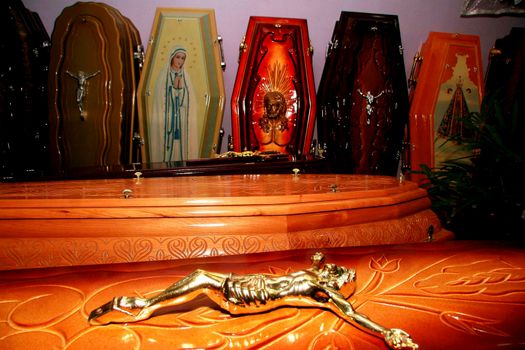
0, 241, 523, 349
484, 27, 525, 118
48, 2, 143, 175
231, 16, 317, 156
0, 0, 51, 180
316, 12, 410, 176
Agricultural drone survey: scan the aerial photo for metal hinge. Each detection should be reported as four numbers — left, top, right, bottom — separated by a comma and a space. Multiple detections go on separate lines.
134, 45, 145, 69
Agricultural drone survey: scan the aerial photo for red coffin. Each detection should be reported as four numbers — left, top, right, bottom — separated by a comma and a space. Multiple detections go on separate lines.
231, 17, 316, 156
0, 241, 524, 349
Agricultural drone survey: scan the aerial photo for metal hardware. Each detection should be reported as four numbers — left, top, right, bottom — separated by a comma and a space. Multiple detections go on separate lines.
238, 36, 246, 62
218, 36, 226, 71
427, 225, 434, 242
133, 132, 145, 147
134, 44, 145, 69
122, 189, 133, 199
216, 128, 225, 154
408, 52, 423, 89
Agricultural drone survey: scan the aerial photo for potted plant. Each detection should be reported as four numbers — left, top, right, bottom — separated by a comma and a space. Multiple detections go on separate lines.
419, 92, 525, 240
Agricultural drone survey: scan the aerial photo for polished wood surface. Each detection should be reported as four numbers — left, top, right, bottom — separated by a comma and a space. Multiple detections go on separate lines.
408, 32, 484, 183
231, 16, 317, 155
0, 174, 451, 269
317, 12, 409, 175
0, 240, 523, 349
48, 2, 141, 173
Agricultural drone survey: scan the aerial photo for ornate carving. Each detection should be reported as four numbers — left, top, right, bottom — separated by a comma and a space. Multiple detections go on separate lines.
0, 242, 524, 349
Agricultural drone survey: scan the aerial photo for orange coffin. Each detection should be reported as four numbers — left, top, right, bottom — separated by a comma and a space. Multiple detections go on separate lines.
0, 241, 523, 349
408, 32, 484, 183
0, 174, 451, 270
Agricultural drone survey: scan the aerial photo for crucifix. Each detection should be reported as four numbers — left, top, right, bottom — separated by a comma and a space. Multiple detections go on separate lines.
66, 70, 100, 120
357, 88, 386, 125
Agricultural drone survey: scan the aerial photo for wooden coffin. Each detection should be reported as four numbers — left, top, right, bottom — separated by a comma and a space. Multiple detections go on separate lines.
484, 27, 525, 118
231, 16, 316, 156
0, 174, 451, 270
316, 12, 410, 175
407, 32, 484, 183
0, 0, 50, 180
48, 2, 143, 175
0, 240, 524, 349
137, 8, 225, 163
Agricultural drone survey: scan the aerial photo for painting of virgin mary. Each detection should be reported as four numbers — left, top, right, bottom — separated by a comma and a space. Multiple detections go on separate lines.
150, 46, 197, 162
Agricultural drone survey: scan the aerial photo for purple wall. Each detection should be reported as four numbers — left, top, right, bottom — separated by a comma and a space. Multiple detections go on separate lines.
23, 0, 525, 143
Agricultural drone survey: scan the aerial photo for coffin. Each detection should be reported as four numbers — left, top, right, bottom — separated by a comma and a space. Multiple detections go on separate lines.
316, 12, 410, 175
231, 16, 316, 156
484, 27, 525, 118
137, 8, 225, 163
0, 240, 523, 349
407, 32, 484, 183
0, 174, 451, 270
48, 2, 143, 174
0, 0, 50, 179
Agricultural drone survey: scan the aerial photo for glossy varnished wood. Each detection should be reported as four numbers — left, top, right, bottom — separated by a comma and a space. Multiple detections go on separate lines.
0, 175, 451, 269
0, 241, 523, 349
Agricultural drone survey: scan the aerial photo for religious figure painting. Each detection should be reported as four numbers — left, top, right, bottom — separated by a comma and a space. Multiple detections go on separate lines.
408, 33, 484, 182
154, 46, 196, 162
137, 8, 225, 164
433, 50, 481, 166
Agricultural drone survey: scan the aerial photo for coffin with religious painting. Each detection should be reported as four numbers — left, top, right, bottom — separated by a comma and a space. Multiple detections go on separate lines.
316, 12, 410, 175
1, 240, 524, 349
137, 8, 226, 164
0, 174, 451, 270
48, 2, 143, 175
231, 16, 316, 156
407, 32, 484, 183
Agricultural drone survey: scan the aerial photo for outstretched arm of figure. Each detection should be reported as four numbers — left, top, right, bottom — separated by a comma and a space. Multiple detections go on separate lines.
88, 269, 226, 325
323, 289, 418, 350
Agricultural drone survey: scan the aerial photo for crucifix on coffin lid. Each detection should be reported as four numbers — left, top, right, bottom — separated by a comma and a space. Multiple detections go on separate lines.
66, 70, 100, 121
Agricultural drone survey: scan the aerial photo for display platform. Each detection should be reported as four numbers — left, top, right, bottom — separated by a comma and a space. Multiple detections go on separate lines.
0, 241, 523, 349
0, 174, 451, 270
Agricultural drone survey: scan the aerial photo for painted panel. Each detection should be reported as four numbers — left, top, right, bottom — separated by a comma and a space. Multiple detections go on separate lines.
408, 32, 483, 182
137, 8, 225, 163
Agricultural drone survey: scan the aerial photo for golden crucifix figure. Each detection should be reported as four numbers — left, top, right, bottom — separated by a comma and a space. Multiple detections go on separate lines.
89, 252, 418, 349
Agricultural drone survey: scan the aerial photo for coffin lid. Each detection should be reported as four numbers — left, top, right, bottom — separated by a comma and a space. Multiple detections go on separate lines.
0, 174, 427, 219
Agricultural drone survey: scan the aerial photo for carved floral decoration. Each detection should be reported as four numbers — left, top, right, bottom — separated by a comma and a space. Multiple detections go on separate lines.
1, 244, 524, 349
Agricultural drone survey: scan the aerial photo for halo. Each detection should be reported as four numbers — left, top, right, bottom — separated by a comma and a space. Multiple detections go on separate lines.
255, 61, 296, 115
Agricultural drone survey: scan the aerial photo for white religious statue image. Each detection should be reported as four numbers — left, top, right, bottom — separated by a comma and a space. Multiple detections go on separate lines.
150, 47, 197, 162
